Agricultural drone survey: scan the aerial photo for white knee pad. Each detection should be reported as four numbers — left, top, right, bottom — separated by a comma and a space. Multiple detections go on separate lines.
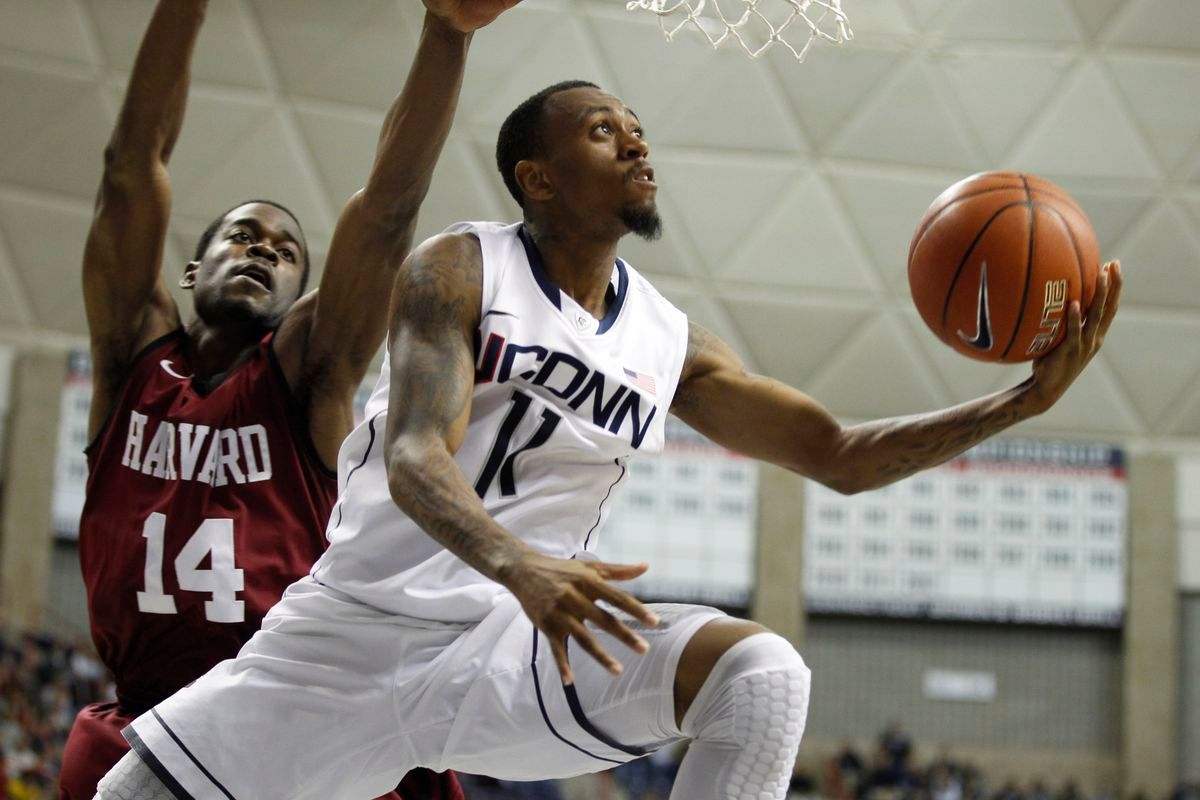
675, 632, 811, 800
95, 750, 176, 800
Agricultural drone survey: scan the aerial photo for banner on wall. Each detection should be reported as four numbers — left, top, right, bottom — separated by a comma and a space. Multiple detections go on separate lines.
805, 439, 1127, 627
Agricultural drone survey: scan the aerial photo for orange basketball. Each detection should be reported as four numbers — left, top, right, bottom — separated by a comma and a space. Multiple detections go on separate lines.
908, 171, 1100, 363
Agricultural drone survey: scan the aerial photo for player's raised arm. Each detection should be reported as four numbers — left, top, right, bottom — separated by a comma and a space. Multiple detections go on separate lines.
283, 0, 519, 465
384, 233, 658, 685
82, 0, 206, 437
671, 262, 1122, 495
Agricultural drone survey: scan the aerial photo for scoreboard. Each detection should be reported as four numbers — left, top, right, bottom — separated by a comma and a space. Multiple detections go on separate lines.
804, 439, 1127, 627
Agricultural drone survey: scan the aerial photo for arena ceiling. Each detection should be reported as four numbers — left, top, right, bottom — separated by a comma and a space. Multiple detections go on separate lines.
1, 0, 1198, 446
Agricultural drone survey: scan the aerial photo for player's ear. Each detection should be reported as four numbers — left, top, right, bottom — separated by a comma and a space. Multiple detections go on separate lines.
180, 261, 199, 290
515, 160, 554, 203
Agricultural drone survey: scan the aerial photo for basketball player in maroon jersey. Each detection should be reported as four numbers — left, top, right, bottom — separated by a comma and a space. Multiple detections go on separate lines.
57, 1, 518, 798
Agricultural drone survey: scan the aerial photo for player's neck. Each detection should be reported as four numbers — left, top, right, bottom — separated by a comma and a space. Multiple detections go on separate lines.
525, 224, 620, 320
184, 319, 266, 380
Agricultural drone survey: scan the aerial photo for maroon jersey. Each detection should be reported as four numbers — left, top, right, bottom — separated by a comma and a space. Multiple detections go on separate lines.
79, 329, 334, 714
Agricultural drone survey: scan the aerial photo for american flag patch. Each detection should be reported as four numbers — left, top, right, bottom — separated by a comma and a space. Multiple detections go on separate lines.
623, 367, 657, 396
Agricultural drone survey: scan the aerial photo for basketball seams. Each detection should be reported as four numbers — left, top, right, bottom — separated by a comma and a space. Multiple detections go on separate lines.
936, 200, 1028, 342
999, 177, 1036, 359
1037, 202, 1086, 308
912, 183, 1025, 252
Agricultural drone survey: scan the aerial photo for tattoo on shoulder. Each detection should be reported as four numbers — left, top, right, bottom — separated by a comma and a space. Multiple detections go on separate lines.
397, 235, 481, 333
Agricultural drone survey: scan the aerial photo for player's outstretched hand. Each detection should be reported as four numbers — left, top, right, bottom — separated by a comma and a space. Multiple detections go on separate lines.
503, 553, 660, 685
423, 0, 522, 32
1026, 260, 1122, 413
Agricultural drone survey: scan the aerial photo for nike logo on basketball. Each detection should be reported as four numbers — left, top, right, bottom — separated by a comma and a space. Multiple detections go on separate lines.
958, 261, 993, 351
160, 359, 191, 380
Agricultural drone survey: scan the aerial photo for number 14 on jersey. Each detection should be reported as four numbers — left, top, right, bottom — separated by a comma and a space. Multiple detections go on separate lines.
137, 513, 245, 623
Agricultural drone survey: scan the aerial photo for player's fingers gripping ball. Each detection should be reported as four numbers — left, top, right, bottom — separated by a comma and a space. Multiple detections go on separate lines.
908, 171, 1100, 363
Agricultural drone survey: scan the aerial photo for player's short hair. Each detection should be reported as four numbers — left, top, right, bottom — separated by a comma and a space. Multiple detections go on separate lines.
193, 199, 310, 292
496, 80, 600, 207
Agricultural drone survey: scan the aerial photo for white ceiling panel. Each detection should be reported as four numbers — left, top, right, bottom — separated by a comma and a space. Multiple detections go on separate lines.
0, 0, 95, 66
1008, 60, 1162, 179
0, 0, 1196, 449
939, 0, 1083, 44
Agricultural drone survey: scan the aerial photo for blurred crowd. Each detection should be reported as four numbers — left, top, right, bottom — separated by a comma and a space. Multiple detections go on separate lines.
0, 629, 112, 800
2, 630, 1198, 800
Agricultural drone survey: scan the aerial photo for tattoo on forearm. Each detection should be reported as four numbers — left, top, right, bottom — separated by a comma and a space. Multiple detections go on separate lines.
865, 388, 1031, 483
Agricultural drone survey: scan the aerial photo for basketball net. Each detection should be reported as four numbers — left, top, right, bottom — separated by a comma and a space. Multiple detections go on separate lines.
626, 0, 852, 61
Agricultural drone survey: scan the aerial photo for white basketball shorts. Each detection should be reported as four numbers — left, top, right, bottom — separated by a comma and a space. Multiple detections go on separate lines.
124, 575, 726, 800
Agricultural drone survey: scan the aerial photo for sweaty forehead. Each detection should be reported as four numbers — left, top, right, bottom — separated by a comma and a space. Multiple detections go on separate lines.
223, 203, 303, 245
546, 87, 632, 123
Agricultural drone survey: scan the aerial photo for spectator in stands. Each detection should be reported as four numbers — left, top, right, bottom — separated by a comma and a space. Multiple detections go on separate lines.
881, 722, 914, 774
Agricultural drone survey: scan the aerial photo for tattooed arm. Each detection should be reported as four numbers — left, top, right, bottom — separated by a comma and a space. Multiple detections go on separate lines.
384, 233, 658, 684
671, 263, 1122, 494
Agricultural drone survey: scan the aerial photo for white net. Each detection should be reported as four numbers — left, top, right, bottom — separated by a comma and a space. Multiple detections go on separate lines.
626, 0, 852, 61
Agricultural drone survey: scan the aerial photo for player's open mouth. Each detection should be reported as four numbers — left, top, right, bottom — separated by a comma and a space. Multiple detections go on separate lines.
628, 164, 656, 188
235, 262, 274, 290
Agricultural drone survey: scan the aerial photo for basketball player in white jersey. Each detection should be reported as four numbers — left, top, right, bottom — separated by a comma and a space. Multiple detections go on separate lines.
99, 81, 1122, 800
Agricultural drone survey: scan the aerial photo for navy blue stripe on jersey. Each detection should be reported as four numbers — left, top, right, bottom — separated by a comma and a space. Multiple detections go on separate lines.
125, 725, 197, 800
518, 225, 629, 335
530, 628, 625, 766
583, 459, 627, 551
148, 709, 238, 799
518, 225, 562, 311
563, 681, 650, 758
595, 259, 629, 335
332, 410, 385, 530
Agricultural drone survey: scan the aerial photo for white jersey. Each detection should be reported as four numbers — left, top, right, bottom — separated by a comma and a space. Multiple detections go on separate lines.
312, 221, 690, 622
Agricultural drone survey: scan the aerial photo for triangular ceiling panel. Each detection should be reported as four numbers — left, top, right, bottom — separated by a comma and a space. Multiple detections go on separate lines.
172, 112, 330, 238
901, 0, 959, 30
719, 172, 880, 292
164, 91, 281, 206
832, 60, 979, 169
1110, 202, 1200, 310
468, 14, 610, 131
0, 85, 109, 198
803, 312, 948, 418
292, 106, 382, 209
1103, 0, 1200, 51
0, 67, 94, 162
938, 47, 1073, 163
659, 288, 752, 367
653, 54, 806, 153
655, 153, 801, 275
722, 295, 875, 390
1165, 381, 1200, 438
1011, 357, 1142, 436
1062, 187, 1156, 256
837, 0, 916, 39
0, 231, 31, 328
0, 198, 93, 336
415, 139, 511, 244
829, 168, 955, 292
0, 2, 94, 65
940, 0, 1082, 43
1106, 55, 1200, 173
253, 0, 414, 108
1064, 0, 1125, 38
768, 44, 907, 145
588, 12, 739, 136
86, 0, 271, 90
1099, 312, 1200, 430
1007, 62, 1161, 180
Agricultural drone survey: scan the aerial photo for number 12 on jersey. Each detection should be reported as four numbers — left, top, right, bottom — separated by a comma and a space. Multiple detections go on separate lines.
137, 512, 245, 623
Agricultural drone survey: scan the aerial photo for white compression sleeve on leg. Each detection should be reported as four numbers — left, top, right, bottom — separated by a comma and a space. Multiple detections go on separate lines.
95, 750, 177, 800
670, 633, 811, 800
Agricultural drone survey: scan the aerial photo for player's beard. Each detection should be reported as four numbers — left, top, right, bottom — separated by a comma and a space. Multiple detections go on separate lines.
621, 203, 663, 241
